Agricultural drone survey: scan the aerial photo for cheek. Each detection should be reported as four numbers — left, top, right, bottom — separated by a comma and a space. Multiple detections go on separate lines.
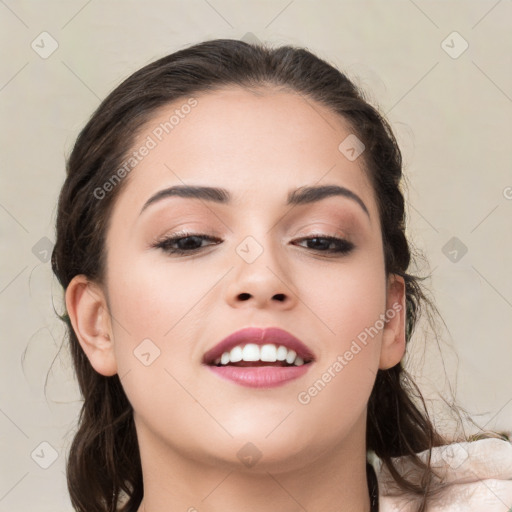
107, 254, 206, 337
105, 251, 220, 394
293, 354, 376, 449
105, 256, 205, 425
305, 251, 387, 348
296, 251, 386, 407
293, 262, 386, 434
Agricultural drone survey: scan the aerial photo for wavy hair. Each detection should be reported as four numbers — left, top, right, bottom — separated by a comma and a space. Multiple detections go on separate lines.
52, 38, 459, 512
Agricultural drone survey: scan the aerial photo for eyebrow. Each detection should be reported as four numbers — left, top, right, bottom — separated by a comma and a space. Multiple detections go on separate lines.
139, 184, 370, 218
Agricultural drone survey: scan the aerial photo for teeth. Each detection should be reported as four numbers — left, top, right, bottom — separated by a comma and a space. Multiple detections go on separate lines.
230, 345, 243, 363
285, 349, 297, 365
213, 343, 307, 367
242, 343, 260, 361
276, 345, 288, 361
260, 344, 277, 362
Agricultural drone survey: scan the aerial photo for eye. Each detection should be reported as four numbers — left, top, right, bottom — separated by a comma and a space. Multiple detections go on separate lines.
293, 235, 354, 255
152, 232, 355, 257
152, 231, 221, 255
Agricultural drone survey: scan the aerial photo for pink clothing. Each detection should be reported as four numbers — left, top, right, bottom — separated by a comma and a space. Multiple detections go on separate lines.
374, 438, 512, 511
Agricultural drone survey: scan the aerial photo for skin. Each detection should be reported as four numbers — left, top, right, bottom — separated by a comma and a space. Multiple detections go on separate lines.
66, 86, 406, 512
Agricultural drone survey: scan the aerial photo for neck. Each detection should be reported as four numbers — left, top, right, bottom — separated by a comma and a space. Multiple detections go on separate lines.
135, 416, 372, 512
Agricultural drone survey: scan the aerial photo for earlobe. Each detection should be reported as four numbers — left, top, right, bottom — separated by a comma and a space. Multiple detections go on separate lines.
65, 275, 118, 376
379, 274, 406, 370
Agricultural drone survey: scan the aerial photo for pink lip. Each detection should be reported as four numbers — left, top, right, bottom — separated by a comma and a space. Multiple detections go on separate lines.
207, 365, 311, 388
202, 327, 315, 389
202, 327, 315, 365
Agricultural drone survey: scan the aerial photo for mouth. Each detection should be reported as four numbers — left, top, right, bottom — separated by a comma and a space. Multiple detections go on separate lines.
209, 343, 314, 367
202, 327, 315, 388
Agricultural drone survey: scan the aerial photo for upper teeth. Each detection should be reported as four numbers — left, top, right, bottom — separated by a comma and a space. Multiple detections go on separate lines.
214, 343, 305, 366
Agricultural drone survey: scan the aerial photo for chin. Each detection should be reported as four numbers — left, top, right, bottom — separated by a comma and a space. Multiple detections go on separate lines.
202, 430, 320, 474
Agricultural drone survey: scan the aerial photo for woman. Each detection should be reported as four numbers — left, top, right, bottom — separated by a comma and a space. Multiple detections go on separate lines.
51, 39, 512, 512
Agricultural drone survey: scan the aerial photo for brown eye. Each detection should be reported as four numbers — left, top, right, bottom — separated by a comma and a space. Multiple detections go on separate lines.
153, 233, 221, 255
294, 235, 354, 255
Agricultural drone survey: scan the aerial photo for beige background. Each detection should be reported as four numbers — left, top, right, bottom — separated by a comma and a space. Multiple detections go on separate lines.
1, 1, 511, 510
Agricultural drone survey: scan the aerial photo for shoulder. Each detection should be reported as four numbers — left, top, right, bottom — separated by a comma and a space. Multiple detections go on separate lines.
373, 438, 512, 511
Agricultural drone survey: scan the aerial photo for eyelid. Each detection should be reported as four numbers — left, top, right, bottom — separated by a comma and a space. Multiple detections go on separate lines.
292, 225, 351, 241
152, 230, 355, 258
150, 220, 354, 244
152, 228, 351, 245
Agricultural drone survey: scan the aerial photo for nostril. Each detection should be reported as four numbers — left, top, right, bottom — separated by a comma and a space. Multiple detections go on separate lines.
238, 293, 251, 300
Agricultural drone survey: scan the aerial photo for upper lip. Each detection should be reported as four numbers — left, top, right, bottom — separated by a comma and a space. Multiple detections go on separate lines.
202, 327, 316, 365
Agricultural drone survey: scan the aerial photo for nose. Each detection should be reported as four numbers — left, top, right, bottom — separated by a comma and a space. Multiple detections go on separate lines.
224, 236, 298, 310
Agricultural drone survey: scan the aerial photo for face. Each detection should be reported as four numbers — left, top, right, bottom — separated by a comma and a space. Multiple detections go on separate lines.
71, 86, 405, 473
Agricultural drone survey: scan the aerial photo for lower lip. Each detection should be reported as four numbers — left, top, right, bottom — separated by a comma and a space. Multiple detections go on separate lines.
206, 364, 312, 388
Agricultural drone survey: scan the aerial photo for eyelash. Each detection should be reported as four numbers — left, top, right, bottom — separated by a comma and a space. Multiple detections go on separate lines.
152, 231, 355, 257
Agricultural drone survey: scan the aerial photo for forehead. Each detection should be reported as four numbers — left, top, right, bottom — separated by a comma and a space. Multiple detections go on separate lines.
113, 86, 377, 219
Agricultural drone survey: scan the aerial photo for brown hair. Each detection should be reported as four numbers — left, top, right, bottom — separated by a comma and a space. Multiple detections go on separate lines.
52, 38, 451, 512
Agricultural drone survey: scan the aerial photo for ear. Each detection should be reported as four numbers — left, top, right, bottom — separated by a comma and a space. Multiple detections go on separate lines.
65, 275, 118, 376
379, 274, 406, 370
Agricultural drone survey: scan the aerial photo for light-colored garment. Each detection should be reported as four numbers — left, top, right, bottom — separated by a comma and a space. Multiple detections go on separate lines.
373, 438, 512, 511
